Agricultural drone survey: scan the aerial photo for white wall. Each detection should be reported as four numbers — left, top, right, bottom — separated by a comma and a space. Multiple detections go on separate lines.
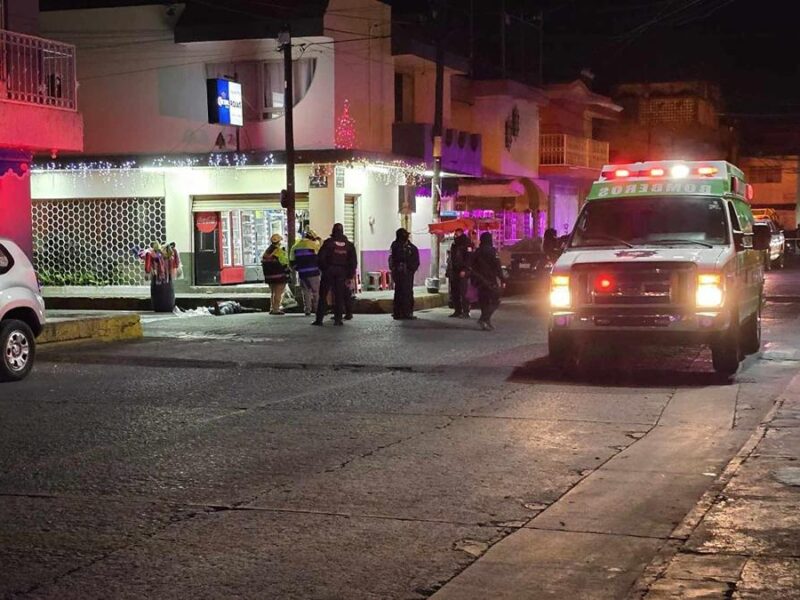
31, 165, 309, 257
40, 6, 336, 155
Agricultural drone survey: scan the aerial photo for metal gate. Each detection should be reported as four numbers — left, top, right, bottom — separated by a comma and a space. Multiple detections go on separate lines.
32, 197, 166, 286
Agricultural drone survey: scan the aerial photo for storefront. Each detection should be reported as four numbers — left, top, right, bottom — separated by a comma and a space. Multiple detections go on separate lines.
191, 194, 308, 285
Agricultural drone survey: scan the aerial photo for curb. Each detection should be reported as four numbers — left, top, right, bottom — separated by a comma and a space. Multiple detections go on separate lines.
38, 314, 143, 345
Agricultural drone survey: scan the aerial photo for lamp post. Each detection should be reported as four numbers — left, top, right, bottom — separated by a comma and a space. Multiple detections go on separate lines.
278, 27, 296, 253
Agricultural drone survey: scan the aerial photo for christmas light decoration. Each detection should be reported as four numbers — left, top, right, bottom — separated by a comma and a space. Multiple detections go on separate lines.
335, 99, 357, 149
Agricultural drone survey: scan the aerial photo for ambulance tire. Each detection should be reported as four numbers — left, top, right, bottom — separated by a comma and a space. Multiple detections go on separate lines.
548, 331, 575, 371
711, 320, 741, 377
742, 305, 762, 356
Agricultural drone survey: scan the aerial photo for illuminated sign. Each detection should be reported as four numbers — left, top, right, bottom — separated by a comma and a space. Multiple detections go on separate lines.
588, 179, 726, 201
207, 79, 243, 127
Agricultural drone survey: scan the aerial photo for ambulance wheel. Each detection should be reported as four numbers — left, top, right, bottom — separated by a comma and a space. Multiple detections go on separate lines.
548, 331, 574, 370
711, 321, 741, 377
742, 305, 762, 356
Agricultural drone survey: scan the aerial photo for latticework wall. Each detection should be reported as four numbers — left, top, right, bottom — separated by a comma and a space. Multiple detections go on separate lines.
32, 197, 166, 286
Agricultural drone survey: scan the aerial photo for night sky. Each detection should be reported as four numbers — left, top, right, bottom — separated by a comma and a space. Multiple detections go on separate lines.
539, 0, 798, 115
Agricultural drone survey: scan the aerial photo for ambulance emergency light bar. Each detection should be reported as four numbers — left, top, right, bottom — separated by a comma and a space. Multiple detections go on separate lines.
599, 160, 730, 181
591, 160, 754, 201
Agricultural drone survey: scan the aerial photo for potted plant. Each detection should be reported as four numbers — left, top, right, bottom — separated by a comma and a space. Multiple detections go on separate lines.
139, 242, 180, 312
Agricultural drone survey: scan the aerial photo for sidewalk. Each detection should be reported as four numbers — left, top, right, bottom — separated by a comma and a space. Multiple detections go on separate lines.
633, 375, 800, 599
42, 285, 448, 314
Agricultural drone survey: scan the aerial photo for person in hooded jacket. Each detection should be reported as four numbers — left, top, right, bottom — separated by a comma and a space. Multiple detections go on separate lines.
313, 223, 357, 326
261, 233, 290, 315
447, 228, 474, 318
470, 232, 505, 330
389, 228, 420, 320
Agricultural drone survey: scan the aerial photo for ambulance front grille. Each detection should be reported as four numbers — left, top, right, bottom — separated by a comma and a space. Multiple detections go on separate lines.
573, 262, 695, 308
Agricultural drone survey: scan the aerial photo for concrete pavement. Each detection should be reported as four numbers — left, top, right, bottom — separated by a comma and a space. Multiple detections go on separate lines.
2, 298, 799, 599
632, 374, 800, 599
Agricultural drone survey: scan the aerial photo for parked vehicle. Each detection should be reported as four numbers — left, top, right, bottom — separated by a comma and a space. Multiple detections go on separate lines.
753, 219, 785, 269
548, 160, 770, 377
505, 251, 553, 295
0, 239, 45, 382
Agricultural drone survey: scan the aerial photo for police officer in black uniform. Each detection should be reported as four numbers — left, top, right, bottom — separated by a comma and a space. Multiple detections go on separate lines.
313, 223, 358, 326
389, 228, 420, 320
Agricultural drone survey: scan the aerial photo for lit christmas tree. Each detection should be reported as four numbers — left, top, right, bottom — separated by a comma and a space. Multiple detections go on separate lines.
335, 99, 357, 149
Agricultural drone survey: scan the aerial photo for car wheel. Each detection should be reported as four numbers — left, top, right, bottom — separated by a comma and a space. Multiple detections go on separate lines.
549, 331, 574, 370
0, 319, 36, 382
711, 318, 741, 377
777, 253, 785, 269
741, 304, 762, 355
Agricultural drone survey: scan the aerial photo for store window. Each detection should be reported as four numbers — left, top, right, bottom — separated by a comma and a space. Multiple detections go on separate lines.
206, 58, 317, 122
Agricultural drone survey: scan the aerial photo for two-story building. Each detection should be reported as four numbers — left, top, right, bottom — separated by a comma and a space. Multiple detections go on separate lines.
0, 0, 83, 258
33, 0, 440, 288
740, 156, 799, 230
538, 80, 621, 236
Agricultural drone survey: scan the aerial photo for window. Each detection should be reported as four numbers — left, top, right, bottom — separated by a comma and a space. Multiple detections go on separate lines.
0, 244, 13, 275
206, 58, 317, 122
571, 196, 729, 247
394, 72, 414, 123
747, 167, 782, 184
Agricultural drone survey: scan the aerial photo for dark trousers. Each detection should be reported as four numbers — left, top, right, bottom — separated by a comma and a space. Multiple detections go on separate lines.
317, 268, 348, 322
478, 285, 500, 323
450, 273, 470, 315
393, 270, 415, 318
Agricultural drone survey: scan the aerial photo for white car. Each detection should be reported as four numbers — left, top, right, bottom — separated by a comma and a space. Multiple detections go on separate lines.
0, 239, 45, 382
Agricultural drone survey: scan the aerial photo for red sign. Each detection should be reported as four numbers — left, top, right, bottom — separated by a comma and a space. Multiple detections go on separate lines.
195, 212, 219, 234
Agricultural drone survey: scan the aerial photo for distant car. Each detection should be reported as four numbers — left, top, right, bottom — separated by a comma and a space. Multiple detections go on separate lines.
753, 220, 785, 269
505, 251, 553, 295
0, 239, 45, 382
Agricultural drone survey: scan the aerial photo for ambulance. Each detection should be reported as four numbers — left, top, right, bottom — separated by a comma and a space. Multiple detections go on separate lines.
548, 160, 771, 376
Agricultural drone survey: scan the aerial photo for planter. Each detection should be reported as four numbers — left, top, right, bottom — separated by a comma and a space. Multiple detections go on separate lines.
150, 279, 175, 313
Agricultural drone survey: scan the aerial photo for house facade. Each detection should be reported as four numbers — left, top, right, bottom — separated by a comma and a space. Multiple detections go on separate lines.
740, 156, 799, 229
0, 0, 83, 258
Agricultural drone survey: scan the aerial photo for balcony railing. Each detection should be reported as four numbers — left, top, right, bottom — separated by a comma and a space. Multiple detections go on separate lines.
0, 29, 77, 110
540, 134, 609, 170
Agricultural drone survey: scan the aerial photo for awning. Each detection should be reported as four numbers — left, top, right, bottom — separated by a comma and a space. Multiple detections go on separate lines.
428, 217, 501, 235
457, 177, 549, 211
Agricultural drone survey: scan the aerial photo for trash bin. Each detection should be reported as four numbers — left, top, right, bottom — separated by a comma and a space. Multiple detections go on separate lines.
151, 279, 175, 312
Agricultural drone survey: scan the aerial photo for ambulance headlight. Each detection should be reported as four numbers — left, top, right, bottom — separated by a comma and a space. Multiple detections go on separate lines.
696, 274, 724, 308
550, 275, 571, 309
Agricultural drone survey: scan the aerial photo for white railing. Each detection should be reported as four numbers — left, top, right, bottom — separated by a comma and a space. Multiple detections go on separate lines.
540, 134, 609, 170
0, 29, 77, 110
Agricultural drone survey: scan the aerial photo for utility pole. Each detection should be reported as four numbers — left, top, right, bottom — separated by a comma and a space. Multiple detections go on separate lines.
500, 0, 506, 78
279, 27, 297, 253
428, 0, 445, 293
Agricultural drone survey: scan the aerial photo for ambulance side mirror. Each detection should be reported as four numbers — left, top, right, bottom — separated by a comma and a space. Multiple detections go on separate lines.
753, 223, 771, 251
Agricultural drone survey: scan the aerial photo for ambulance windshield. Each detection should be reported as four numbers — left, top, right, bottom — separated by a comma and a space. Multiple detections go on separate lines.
570, 196, 728, 248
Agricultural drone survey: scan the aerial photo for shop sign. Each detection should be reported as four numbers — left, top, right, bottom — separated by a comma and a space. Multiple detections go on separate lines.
310, 174, 329, 188
195, 212, 219, 233
207, 79, 243, 127
398, 186, 416, 214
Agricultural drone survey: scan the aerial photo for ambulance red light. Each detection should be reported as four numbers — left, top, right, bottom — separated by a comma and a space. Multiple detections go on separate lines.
697, 166, 718, 176
649, 168, 665, 177
594, 274, 615, 292
614, 169, 631, 178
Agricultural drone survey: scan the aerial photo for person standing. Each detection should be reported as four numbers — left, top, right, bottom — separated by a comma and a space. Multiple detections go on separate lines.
542, 227, 561, 262
261, 233, 290, 315
290, 230, 321, 316
470, 232, 505, 331
313, 223, 357, 326
448, 228, 474, 318
389, 228, 420, 320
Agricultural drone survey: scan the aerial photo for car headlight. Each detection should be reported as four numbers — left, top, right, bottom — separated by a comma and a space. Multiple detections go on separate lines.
696, 274, 724, 308
550, 275, 571, 309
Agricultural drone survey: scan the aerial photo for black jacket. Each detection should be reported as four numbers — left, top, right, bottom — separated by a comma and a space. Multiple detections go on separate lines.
449, 236, 474, 273
389, 240, 420, 274
470, 244, 504, 289
318, 236, 358, 277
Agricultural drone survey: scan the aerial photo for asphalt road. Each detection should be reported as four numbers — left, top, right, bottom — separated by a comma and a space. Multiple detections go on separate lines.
2, 291, 800, 599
